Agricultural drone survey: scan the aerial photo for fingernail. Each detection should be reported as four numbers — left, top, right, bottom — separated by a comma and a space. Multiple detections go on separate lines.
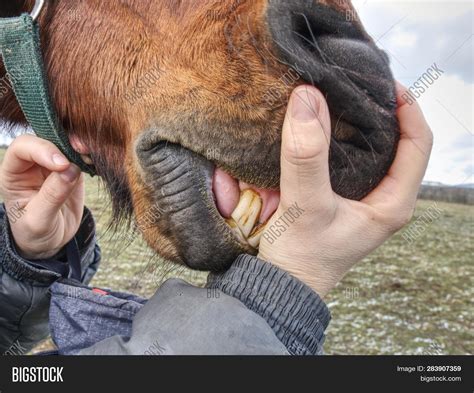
52, 153, 69, 166
59, 165, 81, 183
291, 87, 321, 121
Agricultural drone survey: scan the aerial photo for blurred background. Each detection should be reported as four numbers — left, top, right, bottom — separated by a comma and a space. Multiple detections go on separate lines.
0, 0, 472, 355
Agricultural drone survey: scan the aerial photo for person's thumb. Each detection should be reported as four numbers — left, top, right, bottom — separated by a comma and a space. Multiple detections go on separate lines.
27, 164, 82, 223
280, 85, 334, 211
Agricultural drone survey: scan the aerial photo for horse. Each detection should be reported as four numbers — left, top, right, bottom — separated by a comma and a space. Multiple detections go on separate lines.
0, 0, 399, 270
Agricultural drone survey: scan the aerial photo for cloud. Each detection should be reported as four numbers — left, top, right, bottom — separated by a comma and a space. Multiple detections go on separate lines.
354, 0, 473, 21
387, 27, 418, 48
418, 74, 473, 185
355, 1, 473, 83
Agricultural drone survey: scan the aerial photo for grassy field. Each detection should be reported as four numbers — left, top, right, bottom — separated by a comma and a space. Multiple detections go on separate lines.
0, 147, 472, 355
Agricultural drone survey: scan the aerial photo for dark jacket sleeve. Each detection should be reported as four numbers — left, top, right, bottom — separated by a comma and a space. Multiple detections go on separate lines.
0, 204, 100, 355
207, 255, 331, 355
78, 255, 330, 356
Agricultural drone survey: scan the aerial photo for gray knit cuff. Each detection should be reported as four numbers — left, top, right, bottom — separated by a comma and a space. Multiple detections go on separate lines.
0, 205, 96, 285
207, 254, 331, 355
0, 207, 61, 285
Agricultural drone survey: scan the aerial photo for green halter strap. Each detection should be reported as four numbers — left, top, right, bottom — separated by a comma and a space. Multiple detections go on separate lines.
0, 11, 95, 175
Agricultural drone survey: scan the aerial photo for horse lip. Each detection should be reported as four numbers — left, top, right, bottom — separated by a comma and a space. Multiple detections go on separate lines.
135, 139, 255, 271
136, 117, 282, 191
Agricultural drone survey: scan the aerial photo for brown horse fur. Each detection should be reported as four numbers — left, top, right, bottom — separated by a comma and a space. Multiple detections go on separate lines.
0, 1, 399, 270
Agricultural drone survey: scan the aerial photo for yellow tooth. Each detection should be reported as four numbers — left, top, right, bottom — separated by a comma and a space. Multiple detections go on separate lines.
226, 218, 248, 245
247, 224, 266, 249
231, 189, 262, 238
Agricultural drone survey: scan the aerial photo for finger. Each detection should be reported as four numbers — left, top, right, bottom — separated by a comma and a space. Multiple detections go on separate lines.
280, 85, 334, 212
66, 173, 86, 218
364, 82, 433, 207
26, 164, 82, 223
2, 135, 70, 175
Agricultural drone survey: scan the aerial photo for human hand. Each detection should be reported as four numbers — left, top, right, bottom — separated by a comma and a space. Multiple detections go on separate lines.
258, 83, 433, 297
0, 135, 85, 259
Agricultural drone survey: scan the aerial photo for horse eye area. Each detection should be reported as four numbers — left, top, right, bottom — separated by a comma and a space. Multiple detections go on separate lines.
135, 0, 399, 271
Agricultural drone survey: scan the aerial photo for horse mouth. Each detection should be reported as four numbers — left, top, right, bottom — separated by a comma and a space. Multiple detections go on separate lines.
212, 167, 281, 250
134, 1, 399, 271
135, 140, 280, 271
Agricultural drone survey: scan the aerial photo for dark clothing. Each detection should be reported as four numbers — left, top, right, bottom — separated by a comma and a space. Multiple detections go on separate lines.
0, 204, 330, 355
0, 205, 99, 355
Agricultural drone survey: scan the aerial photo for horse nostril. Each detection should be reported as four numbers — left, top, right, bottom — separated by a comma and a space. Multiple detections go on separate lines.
268, 0, 367, 46
267, 0, 369, 81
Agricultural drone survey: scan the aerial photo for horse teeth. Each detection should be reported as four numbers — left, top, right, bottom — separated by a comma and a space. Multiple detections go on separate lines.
226, 189, 265, 249
225, 218, 248, 245
247, 223, 266, 249
231, 189, 262, 238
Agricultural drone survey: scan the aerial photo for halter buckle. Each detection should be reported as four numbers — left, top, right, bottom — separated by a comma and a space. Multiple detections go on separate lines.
30, 0, 45, 22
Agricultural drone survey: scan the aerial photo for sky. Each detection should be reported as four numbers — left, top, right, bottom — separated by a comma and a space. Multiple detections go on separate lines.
352, 0, 473, 185
1, 0, 472, 185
